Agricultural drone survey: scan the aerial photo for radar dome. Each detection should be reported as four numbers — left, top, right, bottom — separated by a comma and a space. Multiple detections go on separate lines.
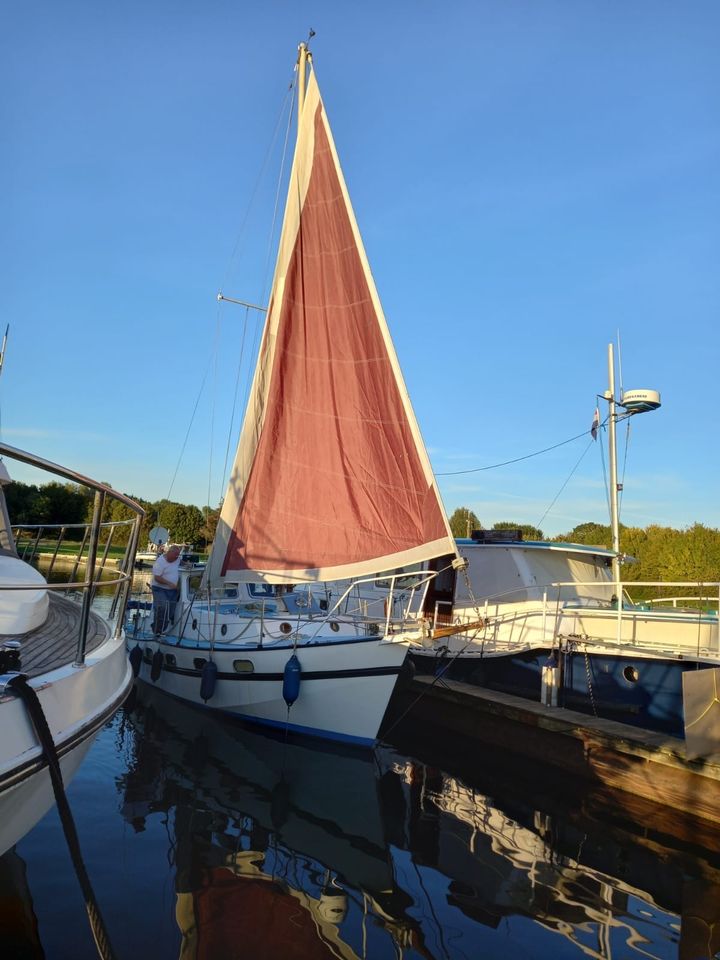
620, 389, 661, 414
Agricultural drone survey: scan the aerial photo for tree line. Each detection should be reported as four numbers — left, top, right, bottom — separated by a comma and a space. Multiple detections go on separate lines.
5, 483, 719, 587
448, 507, 720, 588
5, 480, 219, 550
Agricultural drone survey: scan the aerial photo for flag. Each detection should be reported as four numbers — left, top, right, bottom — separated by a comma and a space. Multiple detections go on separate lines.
591, 407, 600, 441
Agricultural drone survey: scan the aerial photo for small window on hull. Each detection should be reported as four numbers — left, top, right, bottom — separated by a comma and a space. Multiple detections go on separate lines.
233, 660, 254, 673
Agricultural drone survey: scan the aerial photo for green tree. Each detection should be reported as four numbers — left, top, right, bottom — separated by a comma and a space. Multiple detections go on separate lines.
7, 480, 91, 539
158, 502, 204, 546
198, 505, 221, 549
101, 494, 148, 547
493, 521, 545, 541
556, 522, 612, 547
448, 507, 481, 538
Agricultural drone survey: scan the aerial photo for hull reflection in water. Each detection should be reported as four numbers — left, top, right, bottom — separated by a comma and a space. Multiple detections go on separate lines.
120, 687, 420, 959
116, 687, 720, 960
376, 741, 720, 960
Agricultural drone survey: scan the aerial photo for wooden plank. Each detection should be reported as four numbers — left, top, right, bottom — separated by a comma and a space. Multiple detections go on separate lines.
2, 593, 110, 678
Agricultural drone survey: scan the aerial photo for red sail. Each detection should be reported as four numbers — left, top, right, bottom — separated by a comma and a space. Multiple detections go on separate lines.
210, 70, 454, 584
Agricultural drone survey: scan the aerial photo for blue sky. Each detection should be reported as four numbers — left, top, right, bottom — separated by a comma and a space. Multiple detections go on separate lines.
2, 1, 718, 536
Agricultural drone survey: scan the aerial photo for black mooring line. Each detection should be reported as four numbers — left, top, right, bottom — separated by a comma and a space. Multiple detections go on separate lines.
6, 674, 117, 960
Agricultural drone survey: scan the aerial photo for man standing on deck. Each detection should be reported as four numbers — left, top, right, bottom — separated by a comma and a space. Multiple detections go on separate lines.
151, 543, 182, 635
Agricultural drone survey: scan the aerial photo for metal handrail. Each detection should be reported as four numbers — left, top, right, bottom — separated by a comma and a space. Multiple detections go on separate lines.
447, 577, 720, 655
0, 441, 142, 511
644, 596, 720, 609
0, 442, 145, 662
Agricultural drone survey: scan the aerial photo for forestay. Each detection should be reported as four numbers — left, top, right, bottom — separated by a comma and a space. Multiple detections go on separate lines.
208, 67, 455, 585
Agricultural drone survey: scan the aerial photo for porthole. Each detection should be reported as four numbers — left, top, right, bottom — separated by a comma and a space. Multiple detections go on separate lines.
221, 624, 227, 636
233, 660, 255, 673
280, 622, 292, 635
144, 647, 154, 662
623, 665, 639, 683
192, 618, 197, 630
194, 658, 207, 671
165, 654, 176, 667
330, 621, 340, 632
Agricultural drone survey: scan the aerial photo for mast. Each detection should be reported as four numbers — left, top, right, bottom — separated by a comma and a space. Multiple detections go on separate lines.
297, 42, 309, 116
606, 342, 622, 593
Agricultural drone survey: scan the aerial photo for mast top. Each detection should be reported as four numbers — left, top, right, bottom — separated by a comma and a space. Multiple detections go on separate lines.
296, 38, 313, 114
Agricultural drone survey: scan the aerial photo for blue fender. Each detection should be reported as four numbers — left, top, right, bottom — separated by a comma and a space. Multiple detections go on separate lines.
283, 654, 301, 707
150, 649, 164, 682
200, 660, 218, 702
129, 644, 143, 678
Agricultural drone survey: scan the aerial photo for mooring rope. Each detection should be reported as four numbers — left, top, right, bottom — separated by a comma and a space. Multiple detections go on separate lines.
5, 674, 118, 960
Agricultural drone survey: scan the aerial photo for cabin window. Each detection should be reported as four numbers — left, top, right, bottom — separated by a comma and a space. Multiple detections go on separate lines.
248, 583, 277, 598
209, 583, 239, 600
233, 660, 254, 673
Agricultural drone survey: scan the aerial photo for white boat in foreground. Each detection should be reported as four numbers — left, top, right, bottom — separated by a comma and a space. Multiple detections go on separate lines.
0, 443, 143, 856
127, 43, 460, 746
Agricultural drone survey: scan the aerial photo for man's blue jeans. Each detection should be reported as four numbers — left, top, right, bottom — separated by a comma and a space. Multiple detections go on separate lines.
152, 586, 177, 635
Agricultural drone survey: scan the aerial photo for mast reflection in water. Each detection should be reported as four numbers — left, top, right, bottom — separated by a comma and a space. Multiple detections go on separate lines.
2, 684, 719, 959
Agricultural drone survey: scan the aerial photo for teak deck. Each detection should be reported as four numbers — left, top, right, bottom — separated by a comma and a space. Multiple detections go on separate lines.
2, 593, 110, 678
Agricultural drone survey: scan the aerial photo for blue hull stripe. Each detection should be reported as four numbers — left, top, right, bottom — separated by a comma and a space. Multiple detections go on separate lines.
141, 657, 401, 683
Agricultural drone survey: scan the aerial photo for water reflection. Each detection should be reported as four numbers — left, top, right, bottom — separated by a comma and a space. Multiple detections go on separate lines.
2, 685, 719, 959
0, 849, 44, 959
120, 687, 418, 958
119, 687, 720, 960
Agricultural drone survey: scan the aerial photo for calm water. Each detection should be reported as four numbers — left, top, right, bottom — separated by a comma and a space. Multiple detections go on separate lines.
3, 683, 720, 960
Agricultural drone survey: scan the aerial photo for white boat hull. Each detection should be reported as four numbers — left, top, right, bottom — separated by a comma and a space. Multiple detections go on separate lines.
0, 632, 133, 856
131, 635, 408, 746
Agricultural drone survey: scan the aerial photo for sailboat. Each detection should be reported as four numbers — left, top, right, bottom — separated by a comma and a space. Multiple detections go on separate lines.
127, 43, 459, 745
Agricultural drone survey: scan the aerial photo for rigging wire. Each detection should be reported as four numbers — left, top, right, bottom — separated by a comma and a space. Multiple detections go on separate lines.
598, 421, 611, 523
0, 323, 8, 441
219, 83, 296, 298
219, 305, 252, 497
435, 427, 593, 476
165, 361, 213, 502
619, 416, 632, 519
535, 438, 595, 532
164, 82, 296, 511
218, 82, 298, 501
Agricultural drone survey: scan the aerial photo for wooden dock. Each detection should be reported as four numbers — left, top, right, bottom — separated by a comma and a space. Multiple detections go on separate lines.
389, 675, 720, 839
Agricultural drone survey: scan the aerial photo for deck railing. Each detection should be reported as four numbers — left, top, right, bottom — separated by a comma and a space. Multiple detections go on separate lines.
0, 441, 145, 665
448, 577, 720, 657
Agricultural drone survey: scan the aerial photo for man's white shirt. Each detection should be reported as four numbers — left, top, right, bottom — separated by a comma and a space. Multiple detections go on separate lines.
152, 554, 181, 588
